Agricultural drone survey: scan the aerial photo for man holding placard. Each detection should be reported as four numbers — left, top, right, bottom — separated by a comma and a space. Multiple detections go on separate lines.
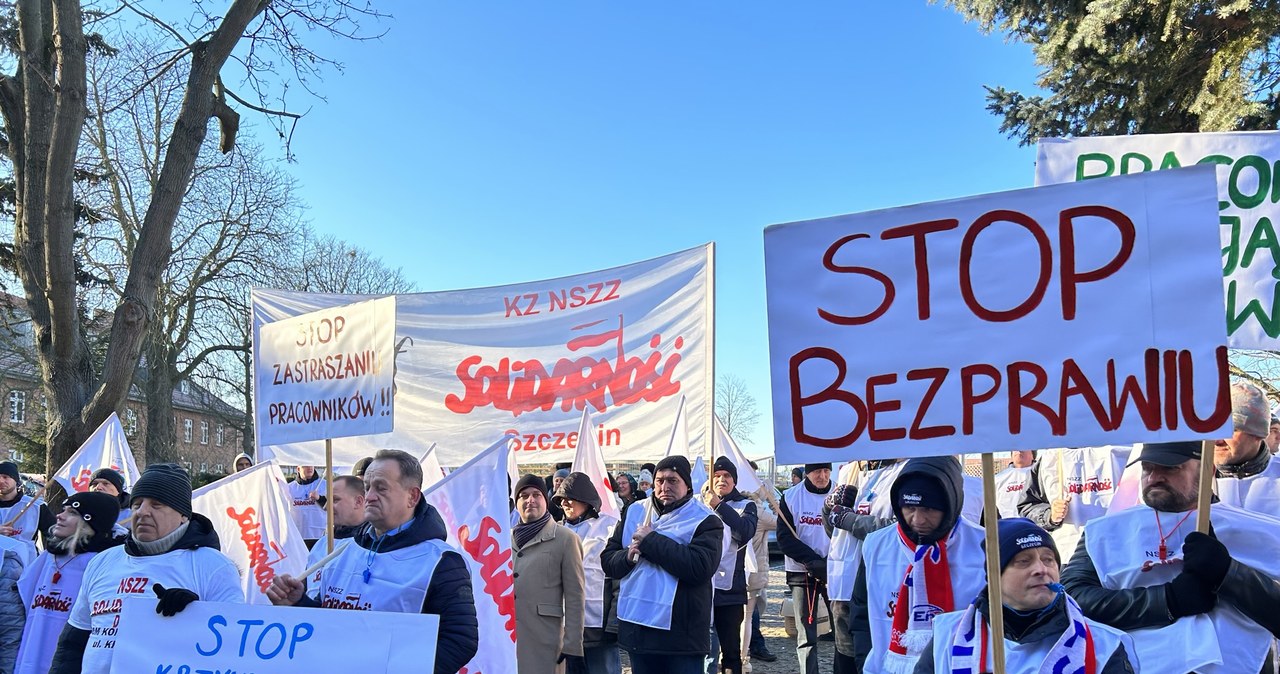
1213, 382, 1280, 518
1061, 441, 1280, 674
266, 449, 480, 674
850, 456, 986, 674
914, 518, 1137, 673
1018, 446, 1131, 556
49, 463, 244, 674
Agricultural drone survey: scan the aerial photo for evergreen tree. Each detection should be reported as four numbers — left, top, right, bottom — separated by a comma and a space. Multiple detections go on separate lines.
942, 0, 1280, 145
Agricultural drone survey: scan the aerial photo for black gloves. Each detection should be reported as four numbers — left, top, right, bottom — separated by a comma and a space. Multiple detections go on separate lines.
557, 652, 586, 672
1165, 572, 1216, 619
805, 558, 827, 582
153, 583, 199, 617
1183, 531, 1231, 589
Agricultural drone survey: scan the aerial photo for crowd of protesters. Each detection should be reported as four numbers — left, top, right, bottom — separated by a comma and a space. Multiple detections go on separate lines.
6, 381, 1280, 673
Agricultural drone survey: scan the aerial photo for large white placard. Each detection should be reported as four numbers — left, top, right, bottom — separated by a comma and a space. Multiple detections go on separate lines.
109, 598, 437, 673
1037, 131, 1280, 349
252, 245, 713, 466
255, 296, 396, 445
764, 167, 1231, 463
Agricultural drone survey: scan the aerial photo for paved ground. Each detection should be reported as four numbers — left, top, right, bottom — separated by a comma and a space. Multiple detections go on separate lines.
622, 560, 837, 674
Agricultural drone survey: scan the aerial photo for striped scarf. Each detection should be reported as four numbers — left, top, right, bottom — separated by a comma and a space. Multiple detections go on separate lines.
885, 527, 954, 674
513, 511, 551, 548
948, 589, 1096, 674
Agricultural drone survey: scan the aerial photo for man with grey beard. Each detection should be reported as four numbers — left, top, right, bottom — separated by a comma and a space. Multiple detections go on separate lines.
1061, 441, 1280, 674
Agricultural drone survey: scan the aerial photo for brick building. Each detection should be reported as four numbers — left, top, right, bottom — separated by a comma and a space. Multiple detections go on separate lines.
0, 297, 245, 476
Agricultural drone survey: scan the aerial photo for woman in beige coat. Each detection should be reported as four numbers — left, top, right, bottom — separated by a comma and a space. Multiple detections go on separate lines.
514, 474, 587, 674
742, 483, 777, 672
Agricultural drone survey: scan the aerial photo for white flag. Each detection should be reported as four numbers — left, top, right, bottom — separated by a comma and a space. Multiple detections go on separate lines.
713, 416, 764, 494
571, 408, 621, 520
664, 395, 690, 458
192, 461, 309, 605
691, 455, 709, 493
419, 444, 445, 490
423, 435, 518, 674
52, 413, 141, 494
1108, 445, 1145, 514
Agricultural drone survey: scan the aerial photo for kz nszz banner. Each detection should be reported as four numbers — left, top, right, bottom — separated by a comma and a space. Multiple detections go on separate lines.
252, 245, 713, 466
764, 167, 1230, 464
1037, 131, 1280, 349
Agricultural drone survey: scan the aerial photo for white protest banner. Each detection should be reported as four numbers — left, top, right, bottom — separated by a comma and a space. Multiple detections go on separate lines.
109, 598, 437, 674
423, 435, 518, 674
1037, 131, 1280, 348
571, 408, 621, 520
252, 244, 714, 467
691, 455, 709, 493
51, 413, 140, 494
419, 444, 445, 490
713, 416, 764, 493
255, 296, 396, 445
765, 167, 1231, 463
192, 461, 310, 605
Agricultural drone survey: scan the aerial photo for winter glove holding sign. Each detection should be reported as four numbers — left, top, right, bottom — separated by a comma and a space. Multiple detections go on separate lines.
1183, 531, 1232, 590
1164, 572, 1216, 619
153, 583, 199, 616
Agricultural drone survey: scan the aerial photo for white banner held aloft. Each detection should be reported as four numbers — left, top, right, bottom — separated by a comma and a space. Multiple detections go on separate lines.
109, 598, 437, 674
255, 296, 396, 445
51, 413, 140, 494
1037, 131, 1280, 349
765, 167, 1231, 464
713, 416, 764, 494
419, 444, 445, 490
572, 408, 621, 520
192, 461, 310, 605
252, 245, 713, 467
423, 435, 518, 674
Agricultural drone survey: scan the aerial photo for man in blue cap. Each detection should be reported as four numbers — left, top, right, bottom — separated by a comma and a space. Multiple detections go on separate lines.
915, 518, 1136, 672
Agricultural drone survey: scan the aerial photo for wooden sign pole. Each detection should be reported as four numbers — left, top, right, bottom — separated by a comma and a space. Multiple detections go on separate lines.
325, 438, 335, 554
1196, 441, 1214, 533
981, 453, 1007, 674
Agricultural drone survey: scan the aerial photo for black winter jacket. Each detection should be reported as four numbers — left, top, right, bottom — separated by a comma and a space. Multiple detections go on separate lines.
600, 496, 724, 655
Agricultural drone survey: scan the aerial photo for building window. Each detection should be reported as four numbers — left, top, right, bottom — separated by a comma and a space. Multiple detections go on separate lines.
182, 461, 192, 472
216, 425, 225, 446
183, 418, 192, 443
8, 391, 25, 424
179, 380, 190, 395
200, 462, 207, 472
125, 409, 138, 436
200, 421, 209, 445
215, 463, 224, 473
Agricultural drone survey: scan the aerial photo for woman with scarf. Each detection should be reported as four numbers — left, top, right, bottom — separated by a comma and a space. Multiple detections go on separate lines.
14, 492, 125, 674
850, 456, 987, 674
913, 518, 1137, 673
554, 472, 622, 674
513, 474, 586, 674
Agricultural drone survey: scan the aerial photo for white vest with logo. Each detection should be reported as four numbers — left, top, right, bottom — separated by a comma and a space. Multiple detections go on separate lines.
713, 498, 751, 591
828, 462, 903, 601
928, 605, 1135, 673
310, 533, 450, 613
860, 519, 987, 674
993, 465, 1032, 519
566, 513, 618, 629
1216, 455, 1280, 520
286, 477, 328, 540
1, 494, 43, 554
782, 482, 831, 573
618, 497, 717, 630
15, 550, 100, 674
1086, 503, 1280, 673
1036, 446, 1130, 555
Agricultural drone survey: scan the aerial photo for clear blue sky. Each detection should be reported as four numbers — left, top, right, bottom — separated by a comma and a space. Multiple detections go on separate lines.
251, 3, 1042, 452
